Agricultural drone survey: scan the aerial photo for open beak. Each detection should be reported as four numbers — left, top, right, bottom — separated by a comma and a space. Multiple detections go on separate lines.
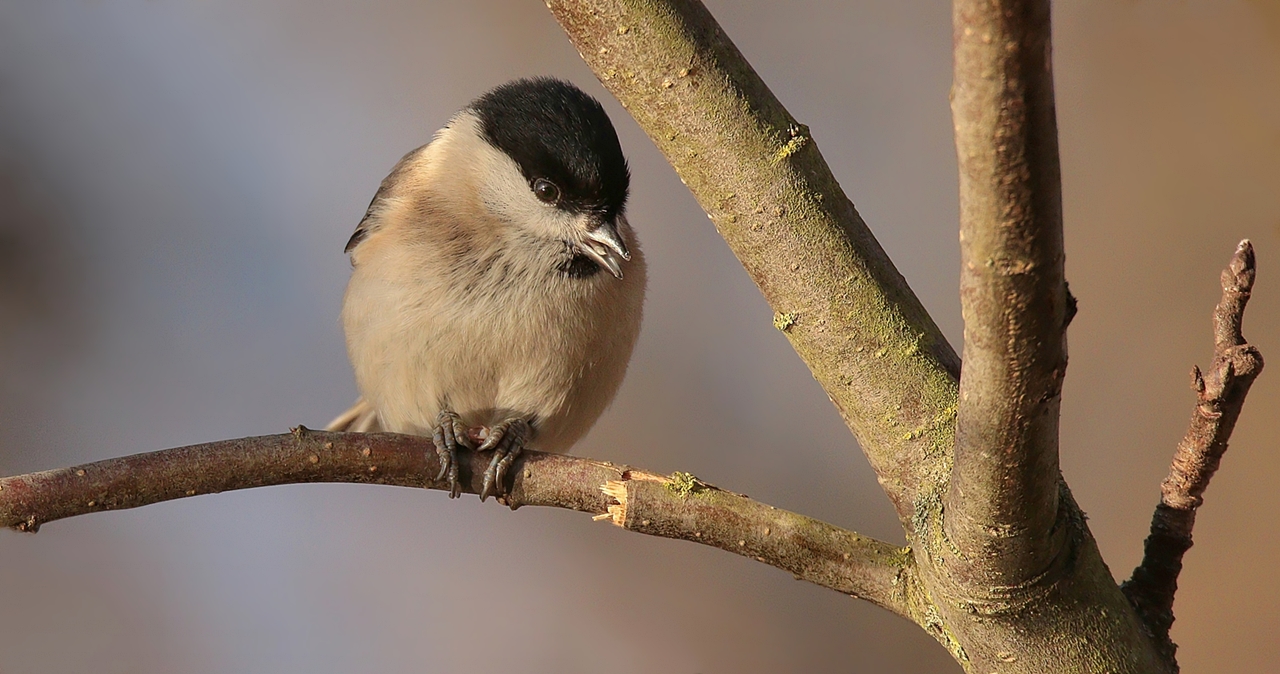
579, 219, 631, 279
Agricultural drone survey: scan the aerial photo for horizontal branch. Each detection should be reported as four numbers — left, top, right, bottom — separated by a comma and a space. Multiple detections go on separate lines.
546, 0, 960, 527
0, 429, 919, 619
1123, 240, 1264, 667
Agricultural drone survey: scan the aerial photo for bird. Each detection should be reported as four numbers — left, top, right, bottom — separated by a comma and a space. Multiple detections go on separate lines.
326, 78, 646, 502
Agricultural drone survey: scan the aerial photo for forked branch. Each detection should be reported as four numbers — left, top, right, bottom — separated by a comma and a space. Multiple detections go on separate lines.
1123, 240, 1264, 667
548, 3, 1187, 671
0, 429, 919, 619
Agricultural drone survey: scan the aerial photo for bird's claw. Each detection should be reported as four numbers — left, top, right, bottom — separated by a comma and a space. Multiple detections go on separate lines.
478, 418, 529, 502
431, 409, 473, 498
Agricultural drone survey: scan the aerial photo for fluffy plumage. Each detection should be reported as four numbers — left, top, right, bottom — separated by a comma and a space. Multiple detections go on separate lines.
328, 79, 646, 499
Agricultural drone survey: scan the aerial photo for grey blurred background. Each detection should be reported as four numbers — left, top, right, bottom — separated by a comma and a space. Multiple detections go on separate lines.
1, 1, 1277, 672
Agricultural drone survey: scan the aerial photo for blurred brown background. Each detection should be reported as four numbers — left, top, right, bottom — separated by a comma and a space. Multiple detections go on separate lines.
1, 1, 1276, 672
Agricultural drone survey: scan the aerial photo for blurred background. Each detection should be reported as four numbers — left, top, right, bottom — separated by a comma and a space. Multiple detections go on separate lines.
1, 1, 1277, 672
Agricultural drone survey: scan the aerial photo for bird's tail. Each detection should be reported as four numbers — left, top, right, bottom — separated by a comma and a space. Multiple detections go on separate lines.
325, 397, 383, 432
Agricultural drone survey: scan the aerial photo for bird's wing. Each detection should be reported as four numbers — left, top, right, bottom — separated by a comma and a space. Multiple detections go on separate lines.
325, 397, 383, 432
344, 144, 430, 254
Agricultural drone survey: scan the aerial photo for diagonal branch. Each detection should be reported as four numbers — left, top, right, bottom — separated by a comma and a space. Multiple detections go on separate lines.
944, 0, 1070, 588
0, 429, 920, 619
1122, 240, 1264, 667
545, 0, 959, 529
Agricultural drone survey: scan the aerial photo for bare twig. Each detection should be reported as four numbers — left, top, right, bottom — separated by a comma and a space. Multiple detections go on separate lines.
545, 0, 959, 528
945, 0, 1070, 589
0, 429, 918, 619
1123, 240, 1264, 667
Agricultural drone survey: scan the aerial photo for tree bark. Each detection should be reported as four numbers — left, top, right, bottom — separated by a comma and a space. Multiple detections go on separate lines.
947, 0, 1068, 589
0, 428, 920, 620
546, 1, 1174, 671
546, 0, 961, 528
1123, 241, 1264, 669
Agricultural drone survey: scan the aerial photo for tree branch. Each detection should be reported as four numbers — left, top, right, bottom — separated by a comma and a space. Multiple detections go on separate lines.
1122, 240, 1264, 668
545, 0, 960, 529
945, 0, 1070, 588
549, 4, 1178, 670
0, 429, 919, 619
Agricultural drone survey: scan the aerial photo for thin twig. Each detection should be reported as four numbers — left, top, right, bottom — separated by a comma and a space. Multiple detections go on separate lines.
0, 429, 918, 619
1122, 240, 1264, 668
945, 0, 1071, 589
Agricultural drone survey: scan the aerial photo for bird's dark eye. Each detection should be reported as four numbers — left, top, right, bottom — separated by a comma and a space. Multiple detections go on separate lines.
532, 178, 561, 204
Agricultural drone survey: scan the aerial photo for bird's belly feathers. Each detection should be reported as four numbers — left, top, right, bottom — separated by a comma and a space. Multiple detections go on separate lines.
342, 250, 645, 453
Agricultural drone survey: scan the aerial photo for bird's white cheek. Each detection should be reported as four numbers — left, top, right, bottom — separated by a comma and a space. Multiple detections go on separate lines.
469, 142, 577, 239
524, 205, 581, 240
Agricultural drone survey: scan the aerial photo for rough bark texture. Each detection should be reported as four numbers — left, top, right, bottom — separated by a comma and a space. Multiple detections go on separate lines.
546, 1, 1174, 672
904, 2, 1164, 671
546, 0, 961, 528
947, 0, 1068, 587
1122, 241, 1264, 669
0, 428, 918, 619
601, 471, 917, 612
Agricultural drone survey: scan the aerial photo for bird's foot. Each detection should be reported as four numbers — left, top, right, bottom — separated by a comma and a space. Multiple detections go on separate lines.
477, 418, 530, 502
431, 409, 473, 498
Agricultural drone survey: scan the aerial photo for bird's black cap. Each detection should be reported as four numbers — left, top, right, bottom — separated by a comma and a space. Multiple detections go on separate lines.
470, 78, 629, 219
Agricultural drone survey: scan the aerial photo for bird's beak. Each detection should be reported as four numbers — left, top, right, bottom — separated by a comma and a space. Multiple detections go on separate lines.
579, 219, 630, 279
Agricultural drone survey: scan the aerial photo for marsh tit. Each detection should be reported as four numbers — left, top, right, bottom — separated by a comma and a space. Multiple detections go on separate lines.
327, 78, 646, 501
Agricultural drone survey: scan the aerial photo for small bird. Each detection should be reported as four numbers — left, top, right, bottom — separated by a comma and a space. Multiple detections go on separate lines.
327, 78, 646, 501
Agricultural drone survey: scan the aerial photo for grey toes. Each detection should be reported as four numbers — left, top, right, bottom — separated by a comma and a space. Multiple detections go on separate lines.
432, 409, 471, 499
479, 418, 529, 502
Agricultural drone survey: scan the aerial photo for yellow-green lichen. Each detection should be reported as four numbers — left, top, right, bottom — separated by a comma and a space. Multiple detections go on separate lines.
773, 311, 798, 332
901, 504, 969, 667
772, 124, 811, 163
899, 563, 969, 666
887, 545, 915, 571
900, 404, 959, 449
666, 471, 708, 498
